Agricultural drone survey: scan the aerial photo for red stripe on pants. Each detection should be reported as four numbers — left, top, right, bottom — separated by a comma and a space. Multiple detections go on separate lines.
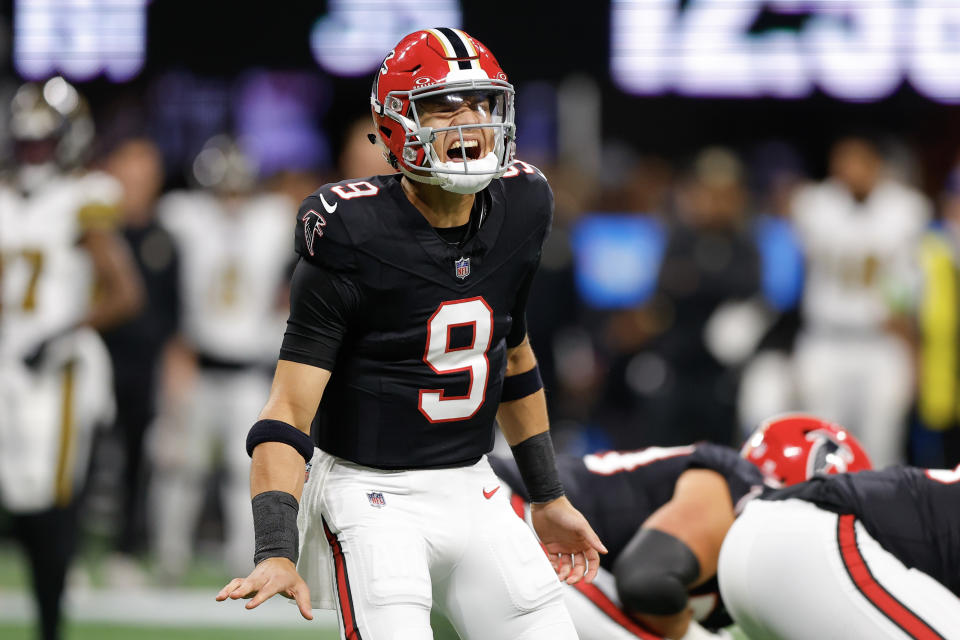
573, 581, 664, 639
323, 518, 363, 640
510, 493, 526, 519
837, 514, 945, 640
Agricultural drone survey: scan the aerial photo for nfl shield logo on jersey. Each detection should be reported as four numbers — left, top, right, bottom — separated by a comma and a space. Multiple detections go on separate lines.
367, 491, 386, 508
455, 256, 470, 280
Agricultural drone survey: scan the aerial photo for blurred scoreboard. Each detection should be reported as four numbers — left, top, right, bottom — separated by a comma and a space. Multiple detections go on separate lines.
12, 0, 960, 106
611, 0, 960, 103
13, 0, 148, 81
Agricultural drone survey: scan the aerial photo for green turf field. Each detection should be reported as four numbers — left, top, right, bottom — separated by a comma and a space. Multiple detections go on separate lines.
0, 624, 335, 640
0, 545, 750, 639
0, 616, 464, 640
0, 621, 750, 640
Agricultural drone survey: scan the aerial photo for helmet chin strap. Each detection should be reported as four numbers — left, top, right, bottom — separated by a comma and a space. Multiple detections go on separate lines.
433, 152, 498, 194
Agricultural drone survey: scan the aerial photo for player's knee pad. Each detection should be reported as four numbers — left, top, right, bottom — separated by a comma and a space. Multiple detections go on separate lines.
489, 518, 563, 612
353, 530, 432, 608
613, 528, 700, 615
513, 605, 579, 640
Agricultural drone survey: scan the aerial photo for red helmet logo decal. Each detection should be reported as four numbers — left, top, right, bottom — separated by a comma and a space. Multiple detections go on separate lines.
742, 413, 873, 487
804, 429, 857, 478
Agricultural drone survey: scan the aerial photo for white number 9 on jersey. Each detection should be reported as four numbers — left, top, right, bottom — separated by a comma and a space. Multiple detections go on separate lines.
419, 297, 493, 423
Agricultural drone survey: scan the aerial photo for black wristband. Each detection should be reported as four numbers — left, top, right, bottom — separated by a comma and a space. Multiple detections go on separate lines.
246, 419, 315, 463
252, 490, 300, 566
500, 365, 544, 402
510, 431, 565, 503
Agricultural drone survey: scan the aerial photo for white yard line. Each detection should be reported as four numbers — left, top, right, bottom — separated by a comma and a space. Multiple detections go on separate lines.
0, 588, 338, 629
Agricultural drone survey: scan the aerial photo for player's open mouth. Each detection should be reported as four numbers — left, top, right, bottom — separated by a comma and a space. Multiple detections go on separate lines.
446, 139, 482, 162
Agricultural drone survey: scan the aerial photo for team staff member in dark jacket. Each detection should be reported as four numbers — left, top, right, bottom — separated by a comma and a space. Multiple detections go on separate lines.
100, 137, 180, 567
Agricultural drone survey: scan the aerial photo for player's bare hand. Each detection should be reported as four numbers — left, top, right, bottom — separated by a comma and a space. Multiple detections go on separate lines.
215, 557, 313, 620
531, 495, 607, 585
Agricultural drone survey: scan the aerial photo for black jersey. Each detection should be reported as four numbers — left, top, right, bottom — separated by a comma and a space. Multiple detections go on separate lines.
279, 166, 551, 469
764, 465, 960, 597
491, 443, 765, 563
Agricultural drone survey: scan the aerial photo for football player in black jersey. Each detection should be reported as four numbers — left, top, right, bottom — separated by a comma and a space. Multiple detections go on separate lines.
721, 420, 960, 639
492, 414, 874, 640
216, 28, 604, 640
492, 444, 766, 640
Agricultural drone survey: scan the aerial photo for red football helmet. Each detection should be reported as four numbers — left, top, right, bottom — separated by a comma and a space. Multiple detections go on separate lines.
371, 28, 516, 194
741, 413, 873, 487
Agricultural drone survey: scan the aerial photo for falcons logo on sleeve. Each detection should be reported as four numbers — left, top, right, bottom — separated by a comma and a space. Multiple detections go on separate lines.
301, 208, 326, 256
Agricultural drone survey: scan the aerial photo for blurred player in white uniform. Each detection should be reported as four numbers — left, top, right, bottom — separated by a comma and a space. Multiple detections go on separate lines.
792, 137, 931, 466
151, 135, 294, 581
0, 78, 143, 640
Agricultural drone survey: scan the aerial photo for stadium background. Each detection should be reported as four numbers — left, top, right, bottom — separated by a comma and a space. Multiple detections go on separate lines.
2, 1, 960, 638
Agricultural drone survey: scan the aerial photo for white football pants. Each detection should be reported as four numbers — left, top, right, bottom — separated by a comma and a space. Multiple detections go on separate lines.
303, 454, 576, 640
151, 367, 269, 579
794, 331, 913, 467
718, 499, 960, 639
0, 328, 114, 512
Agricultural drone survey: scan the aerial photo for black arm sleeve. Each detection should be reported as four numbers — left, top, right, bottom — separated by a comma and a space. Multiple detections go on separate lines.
613, 528, 700, 615
278, 258, 363, 370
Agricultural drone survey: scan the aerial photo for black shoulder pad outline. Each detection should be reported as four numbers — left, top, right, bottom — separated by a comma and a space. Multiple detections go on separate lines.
497, 160, 554, 233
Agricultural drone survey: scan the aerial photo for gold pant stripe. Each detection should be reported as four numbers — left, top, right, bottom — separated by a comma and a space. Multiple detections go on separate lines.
54, 360, 76, 507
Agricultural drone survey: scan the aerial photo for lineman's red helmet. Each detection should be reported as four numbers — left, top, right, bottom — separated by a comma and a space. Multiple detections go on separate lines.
741, 413, 873, 487
370, 28, 516, 194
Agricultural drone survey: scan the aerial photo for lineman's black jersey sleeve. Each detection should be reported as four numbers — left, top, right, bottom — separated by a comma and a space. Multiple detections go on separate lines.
278, 259, 363, 370
687, 443, 767, 510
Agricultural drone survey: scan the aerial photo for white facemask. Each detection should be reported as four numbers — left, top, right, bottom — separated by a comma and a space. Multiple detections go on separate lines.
433, 151, 499, 194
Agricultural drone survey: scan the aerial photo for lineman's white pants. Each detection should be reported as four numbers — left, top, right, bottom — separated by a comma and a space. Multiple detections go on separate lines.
507, 491, 725, 640
718, 499, 960, 639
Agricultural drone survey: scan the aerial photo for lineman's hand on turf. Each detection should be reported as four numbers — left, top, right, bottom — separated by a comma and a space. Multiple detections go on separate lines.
216, 557, 313, 620
531, 495, 608, 585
